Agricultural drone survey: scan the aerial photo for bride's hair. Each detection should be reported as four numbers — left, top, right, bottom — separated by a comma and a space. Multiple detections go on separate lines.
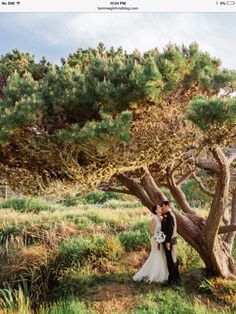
151, 205, 158, 215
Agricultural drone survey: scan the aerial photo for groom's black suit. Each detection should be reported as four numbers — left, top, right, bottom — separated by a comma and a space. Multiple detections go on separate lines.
161, 211, 180, 284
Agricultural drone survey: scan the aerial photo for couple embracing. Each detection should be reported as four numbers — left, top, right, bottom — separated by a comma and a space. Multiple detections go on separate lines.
133, 201, 180, 286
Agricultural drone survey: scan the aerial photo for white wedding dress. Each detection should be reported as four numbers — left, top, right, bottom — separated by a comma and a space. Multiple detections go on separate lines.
133, 215, 169, 283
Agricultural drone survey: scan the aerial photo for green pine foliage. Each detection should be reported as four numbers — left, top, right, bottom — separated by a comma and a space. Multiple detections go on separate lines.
187, 96, 236, 132
2, 42, 235, 151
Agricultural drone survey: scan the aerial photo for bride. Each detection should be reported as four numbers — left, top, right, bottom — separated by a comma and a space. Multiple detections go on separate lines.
133, 205, 169, 283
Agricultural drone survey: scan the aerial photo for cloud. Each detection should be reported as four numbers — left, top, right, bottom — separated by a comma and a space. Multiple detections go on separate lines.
0, 13, 235, 69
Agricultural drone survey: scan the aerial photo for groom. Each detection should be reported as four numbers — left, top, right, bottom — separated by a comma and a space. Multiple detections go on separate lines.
161, 201, 180, 286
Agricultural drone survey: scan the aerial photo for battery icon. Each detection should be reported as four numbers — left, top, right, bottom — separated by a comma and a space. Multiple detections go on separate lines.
226, 1, 235, 4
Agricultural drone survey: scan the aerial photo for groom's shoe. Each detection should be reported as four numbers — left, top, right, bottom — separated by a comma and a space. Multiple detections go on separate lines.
161, 280, 174, 288
161, 280, 170, 287
172, 277, 182, 286
170, 278, 182, 290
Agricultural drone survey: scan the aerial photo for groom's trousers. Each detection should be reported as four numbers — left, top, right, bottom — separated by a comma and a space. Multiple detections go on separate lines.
164, 243, 180, 283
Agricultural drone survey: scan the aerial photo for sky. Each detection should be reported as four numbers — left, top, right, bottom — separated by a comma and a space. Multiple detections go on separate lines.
0, 13, 236, 69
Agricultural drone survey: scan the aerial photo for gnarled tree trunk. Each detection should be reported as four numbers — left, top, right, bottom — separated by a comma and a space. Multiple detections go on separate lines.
111, 152, 236, 279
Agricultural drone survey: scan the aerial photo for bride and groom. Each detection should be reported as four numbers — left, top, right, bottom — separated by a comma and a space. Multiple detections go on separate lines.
133, 201, 180, 286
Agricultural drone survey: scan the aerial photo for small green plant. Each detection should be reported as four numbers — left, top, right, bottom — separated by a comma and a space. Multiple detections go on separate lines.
198, 277, 216, 294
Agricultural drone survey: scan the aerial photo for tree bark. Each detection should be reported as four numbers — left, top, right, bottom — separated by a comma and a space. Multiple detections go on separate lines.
166, 167, 196, 215
116, 174, 154, 209
204, 147, 234, 278
224, 188, 236, 251
140, 167, 167, 204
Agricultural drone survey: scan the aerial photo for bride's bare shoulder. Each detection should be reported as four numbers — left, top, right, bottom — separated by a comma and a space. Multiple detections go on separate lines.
151, 215, 158, 222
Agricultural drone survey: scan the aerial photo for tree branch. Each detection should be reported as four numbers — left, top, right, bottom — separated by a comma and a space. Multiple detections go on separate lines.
205, 147, 230, 252
192, 173, 215, 197
176, 169, 194, 186
166, 167, 196, 215
99, 181, 134, 195
218, 225, 236, 234
116, 174, 154, 210
140, 167, 167, 204
100, 187, 133, 195
194, 157, 220, 174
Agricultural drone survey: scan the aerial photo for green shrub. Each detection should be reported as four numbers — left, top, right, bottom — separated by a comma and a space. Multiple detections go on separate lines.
132, 221, 149, 233
60, 196, 81, 207
119, 229, 150, 252
0, 197, 53, 213
58, 237, 91, 267
181, 179, 211, 208
79, 190, 125, 204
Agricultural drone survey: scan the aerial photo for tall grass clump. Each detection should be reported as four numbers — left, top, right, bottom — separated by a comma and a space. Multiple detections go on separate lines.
57, 235, 124, 268
0, 197, 53, 213
0, 224, 25, 247
0, 245, 59, 306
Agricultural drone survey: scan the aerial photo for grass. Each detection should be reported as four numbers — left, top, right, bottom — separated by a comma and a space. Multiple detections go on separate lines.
0, 197, 235, 314
0, 197, 54, 213
131, 288, 227, 314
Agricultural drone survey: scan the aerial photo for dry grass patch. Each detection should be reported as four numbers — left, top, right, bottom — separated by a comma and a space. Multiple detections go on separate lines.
90, 283, 138, 314
123, 249, 149, 269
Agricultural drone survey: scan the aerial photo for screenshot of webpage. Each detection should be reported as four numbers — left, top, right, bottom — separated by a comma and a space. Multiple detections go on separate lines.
0, 1, 236, 314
